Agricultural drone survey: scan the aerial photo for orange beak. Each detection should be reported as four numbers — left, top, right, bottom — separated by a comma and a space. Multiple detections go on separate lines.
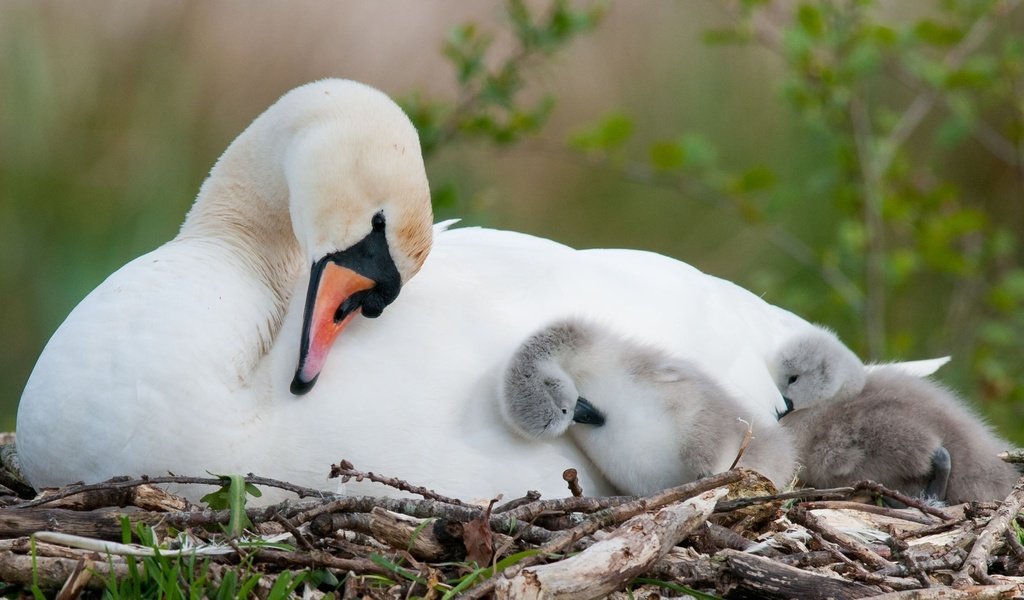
291, 260, 376, 395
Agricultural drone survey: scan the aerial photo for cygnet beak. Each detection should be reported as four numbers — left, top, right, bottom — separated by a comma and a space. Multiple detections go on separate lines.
573, 397, 606, 426
776, 396, 795, 420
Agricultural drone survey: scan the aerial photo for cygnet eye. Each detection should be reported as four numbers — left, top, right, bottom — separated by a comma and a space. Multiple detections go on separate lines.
561, 408, 567, 415
788, 374, 799, 385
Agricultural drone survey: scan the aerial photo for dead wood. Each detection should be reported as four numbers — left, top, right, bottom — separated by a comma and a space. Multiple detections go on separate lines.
37, 483, 187, 512
714, 485, 856, 512
494, 491, 541, 513
0, 451, 1020, 598
869, 582, 1024, 599
493, 487, 725, 599
367, 508, 458, 561
0, 551, 128, 591
329, 459, 468, 506
800, 500, 940, 525
715, 548, 881, 599
954, 479, 1024, 587
998, 450, 1024, 464
14, 474, 331, 510
790, 505, 897, 571
54, 557, 93, 600
562, 468, 584, 498
855, 481, 958, 522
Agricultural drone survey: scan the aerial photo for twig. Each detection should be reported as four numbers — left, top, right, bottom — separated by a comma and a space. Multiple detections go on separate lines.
493, 490, 541, 513
329, 460, 467, 506
288, 496, 557, 545
798, 500, 939, 525
954, 479, 1024, 587
14, 474, 331, 509
562, 469, 583, 498
501, 495, 633, 522
998, 450, 1024, 464
895, 518, 962, 541
728, 418, 754, 470
809, 531, 916, 591
463, 470, 743, 599
788, 505, 896, 571
854, 481, 957, 521
273, 511, 313, 551
255, 548, 391, 576
715, 486, 856, 512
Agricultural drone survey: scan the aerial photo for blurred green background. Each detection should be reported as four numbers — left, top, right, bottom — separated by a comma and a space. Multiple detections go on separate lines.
2, 1, 1023, 439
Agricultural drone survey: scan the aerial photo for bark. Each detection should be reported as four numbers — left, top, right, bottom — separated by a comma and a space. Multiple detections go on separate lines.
715, 549, 881, 599
493, 487, 724, 599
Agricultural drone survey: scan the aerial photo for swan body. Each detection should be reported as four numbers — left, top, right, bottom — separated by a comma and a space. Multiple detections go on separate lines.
18, 78, 820, 504
774, 327, 1017, 503
500, 319, 796, 494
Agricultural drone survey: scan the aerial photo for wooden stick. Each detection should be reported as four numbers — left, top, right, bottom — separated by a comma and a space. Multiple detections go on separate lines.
788, 505, 896, 571
954, 479, 1024, 587
329, 460, 468, 506
869, 583, 1024, 599
465, 470, 743, 599
714, 486, 856, 512
0, 551, 127, 591
715, 548, 881, 599
854, 481, 957, 521
562, 468, 583, 498
493, 487, 725, 598
15, 474, 331, 509
799, 500, 938, 525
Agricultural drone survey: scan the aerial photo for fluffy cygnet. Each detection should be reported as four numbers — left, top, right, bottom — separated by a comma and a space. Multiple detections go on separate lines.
774, 327, 1018, 503
500, 318, 796, 495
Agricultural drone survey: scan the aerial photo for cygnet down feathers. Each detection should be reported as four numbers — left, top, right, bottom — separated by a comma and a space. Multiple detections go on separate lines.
774, 326, 1018, 503
500, 318, 796, 495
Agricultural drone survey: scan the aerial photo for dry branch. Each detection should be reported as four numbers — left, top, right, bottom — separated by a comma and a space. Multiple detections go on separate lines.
954, 479, 1024, 587
715, 548, 881, 599
494, 487, 726, 599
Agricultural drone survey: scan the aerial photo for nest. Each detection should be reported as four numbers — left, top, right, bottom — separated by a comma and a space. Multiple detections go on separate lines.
1, 443, 1024, 599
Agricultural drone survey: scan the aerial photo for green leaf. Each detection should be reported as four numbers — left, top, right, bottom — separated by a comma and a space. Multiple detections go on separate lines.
734, 166, 776, 193
568, 112, 633, 152
702, 27, 751, 45
913, 18, 962, 46
649, 140, 685, 171
200, 474, 261, 536
796, 3, 824, 37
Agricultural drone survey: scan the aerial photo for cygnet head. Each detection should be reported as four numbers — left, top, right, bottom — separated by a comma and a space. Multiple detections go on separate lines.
773, 326, 866, 413
213, 79, 433, 394
500, 321, 606, 439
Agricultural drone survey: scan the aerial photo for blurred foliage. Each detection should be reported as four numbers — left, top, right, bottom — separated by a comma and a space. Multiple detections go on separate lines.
530, 0, 1024, 426
402, 0, 605, 159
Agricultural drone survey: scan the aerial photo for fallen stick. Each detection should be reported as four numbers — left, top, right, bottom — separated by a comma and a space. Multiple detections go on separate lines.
789, 505, 897, 571
869, 582, 1024, 599
954, 479, 1024, 587
854, 481, 957, 522
493, 487, 726, 599
0, 551, 128, 591
715, 548, 880, 599
465, 470, 744, 599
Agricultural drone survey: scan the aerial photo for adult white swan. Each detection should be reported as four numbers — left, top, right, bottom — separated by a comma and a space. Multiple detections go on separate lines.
18, 79, 817, 504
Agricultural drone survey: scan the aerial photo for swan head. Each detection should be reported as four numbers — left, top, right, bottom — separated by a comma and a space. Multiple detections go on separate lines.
773, 326, 866, 413
501, 321, 607, 439
501, 356, 606, 439
285, 80, 432, 394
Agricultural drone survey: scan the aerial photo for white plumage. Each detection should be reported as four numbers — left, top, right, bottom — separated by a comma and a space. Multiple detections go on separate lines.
18, 78, 822, 504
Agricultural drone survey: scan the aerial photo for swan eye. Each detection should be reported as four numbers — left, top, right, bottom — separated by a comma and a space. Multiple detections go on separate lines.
788, 374, 799, 385
371, 211, 386, 231
561, 408, 568, 414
